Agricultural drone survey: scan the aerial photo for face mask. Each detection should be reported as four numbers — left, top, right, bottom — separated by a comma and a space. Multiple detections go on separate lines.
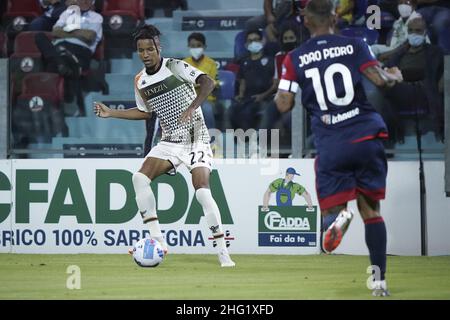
282, 41, 297, 52
398, 4, 413, 18
247, 41, 263, 53
408, 33, 425, 47
189, 47, 204, 60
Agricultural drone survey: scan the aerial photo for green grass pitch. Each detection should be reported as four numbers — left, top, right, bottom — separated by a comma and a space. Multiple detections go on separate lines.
1, 254, 449, 300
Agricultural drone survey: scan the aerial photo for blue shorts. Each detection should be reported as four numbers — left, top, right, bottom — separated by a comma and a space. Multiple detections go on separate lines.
315, 138, 387, 210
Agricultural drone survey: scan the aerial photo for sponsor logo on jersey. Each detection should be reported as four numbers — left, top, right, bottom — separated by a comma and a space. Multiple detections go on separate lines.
321, 107, 360, 125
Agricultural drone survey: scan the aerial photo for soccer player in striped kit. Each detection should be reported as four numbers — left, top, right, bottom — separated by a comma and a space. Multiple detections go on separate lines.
94, 25, 235, 267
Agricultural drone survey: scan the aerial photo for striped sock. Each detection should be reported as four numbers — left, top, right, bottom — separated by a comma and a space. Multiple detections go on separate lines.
364, 217, 387, 281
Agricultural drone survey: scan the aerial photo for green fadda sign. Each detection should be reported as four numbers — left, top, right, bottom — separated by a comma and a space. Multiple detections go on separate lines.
0, 169, 233, 225
258, 206, 317, 247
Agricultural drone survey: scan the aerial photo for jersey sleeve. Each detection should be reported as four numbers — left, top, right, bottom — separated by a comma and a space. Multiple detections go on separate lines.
355, 39, 379, 73
166, 58, 206, 85
134, 74, 150, 112
278, 53, 299, 93
293, 183, 305, 196
269, 179, 282, 192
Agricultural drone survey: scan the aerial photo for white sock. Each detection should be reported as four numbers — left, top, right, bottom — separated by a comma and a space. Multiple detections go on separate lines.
132, 172, 166, 249
195, 188, 227, 253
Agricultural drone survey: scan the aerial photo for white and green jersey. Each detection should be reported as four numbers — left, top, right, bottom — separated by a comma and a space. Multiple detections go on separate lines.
134, 57, 210, 145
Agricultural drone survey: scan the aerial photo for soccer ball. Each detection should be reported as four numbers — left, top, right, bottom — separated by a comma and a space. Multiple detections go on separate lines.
132, 238, 164, 267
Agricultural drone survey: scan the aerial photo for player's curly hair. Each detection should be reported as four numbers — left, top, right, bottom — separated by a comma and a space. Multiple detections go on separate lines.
133, 24, 162, 45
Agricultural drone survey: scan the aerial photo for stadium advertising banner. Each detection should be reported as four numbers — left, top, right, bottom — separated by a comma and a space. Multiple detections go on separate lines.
0, 159, 320, 255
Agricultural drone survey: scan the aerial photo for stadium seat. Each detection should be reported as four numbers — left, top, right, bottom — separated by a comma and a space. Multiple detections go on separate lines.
224, 62, 240, 75
102, 0, 145, 57
2, 0, 43, 33
218, 70, 236, 100
10, 32, 54, 97
102, 0, 144, 33
380, 11, 396, 29
353, 0, 369, 25
340, 27, 379, 45
12, 73, 67, 146
234, 30, 248, 61
0, 31, 7, 57
103, 0, 145, 20
20, 72, 64, 105
11, 31, 52, 57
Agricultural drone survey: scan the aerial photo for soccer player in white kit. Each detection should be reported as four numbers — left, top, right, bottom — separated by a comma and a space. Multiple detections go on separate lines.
94, 24, 235, 267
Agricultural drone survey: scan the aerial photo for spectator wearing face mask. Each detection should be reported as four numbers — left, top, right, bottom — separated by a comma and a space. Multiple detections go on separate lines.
417, 0, 450, 54
230, 29, 275, 132
183, 32, 219, 134
383, 17, 444, 142
260, 24, 301, 148
371, 0, 430, 63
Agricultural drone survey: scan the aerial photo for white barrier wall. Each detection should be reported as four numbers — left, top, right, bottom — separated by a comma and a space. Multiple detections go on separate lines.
0, 159, 448, 256
425, 162, 450, 256
0, 159, 321, 255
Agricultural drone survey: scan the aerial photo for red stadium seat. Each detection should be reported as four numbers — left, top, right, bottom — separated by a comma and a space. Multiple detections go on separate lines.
0, 31, 7, 57
10, 32, 54, 97
102, 0, 144, 58
12, 73, 67, 145
20, 72, 64, 106
11, 31, 53, 58
102, 0, 145, 20
3, 0, 43, 19
2, 0, 44, 52
2, 0, 43, 34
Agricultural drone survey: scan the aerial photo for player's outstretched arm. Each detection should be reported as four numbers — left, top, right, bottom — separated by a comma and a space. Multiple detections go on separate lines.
94, 102, 151, 120
362, 65, 403, 88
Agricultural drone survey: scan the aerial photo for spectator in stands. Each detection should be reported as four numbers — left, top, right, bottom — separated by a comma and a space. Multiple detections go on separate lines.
383, 16, 444, 142
260, 24, 301, 147
246, 0, 303, 43
281, 0, 310, 45
34, 0, 102, 114
245, 1, 310, 58
35, 0, 103, 75
416, 0, 450, 54
183, 32, 218, 133
29, 0, 67, 31
336, 0, 354, 28
229, 29, 274, 132
372, 0, 430, 62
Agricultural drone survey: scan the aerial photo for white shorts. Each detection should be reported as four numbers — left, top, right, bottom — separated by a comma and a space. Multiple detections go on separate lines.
146, 141, 213, 174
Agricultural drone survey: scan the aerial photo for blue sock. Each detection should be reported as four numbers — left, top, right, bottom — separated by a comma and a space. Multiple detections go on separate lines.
365, 217, 387, 281
322, 212, 339, 231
